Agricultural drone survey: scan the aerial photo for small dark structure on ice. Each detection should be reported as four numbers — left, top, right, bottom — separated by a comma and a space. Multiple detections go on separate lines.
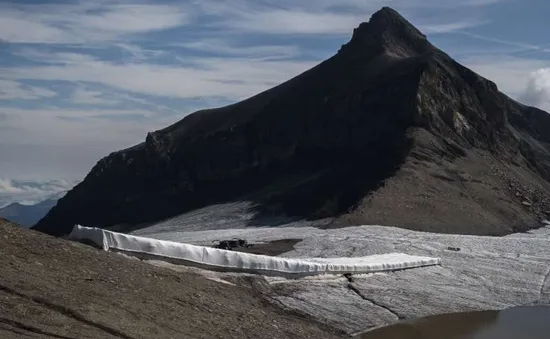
212, 238, 253, 250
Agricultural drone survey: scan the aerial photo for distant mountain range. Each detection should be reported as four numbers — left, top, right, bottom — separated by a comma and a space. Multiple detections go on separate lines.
0, 191, 65, 227
0, 178, 76, 208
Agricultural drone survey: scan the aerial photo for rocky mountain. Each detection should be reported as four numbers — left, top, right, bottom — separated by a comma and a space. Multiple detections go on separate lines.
1, 192, 65, 227
34, 7, 550, 237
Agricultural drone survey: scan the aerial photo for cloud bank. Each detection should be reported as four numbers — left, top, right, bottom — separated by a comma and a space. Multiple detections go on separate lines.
520, 69, 550, 111
0, 178, 77, 208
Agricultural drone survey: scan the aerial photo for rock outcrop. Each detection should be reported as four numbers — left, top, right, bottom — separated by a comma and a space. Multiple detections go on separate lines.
34, 7, 550, 236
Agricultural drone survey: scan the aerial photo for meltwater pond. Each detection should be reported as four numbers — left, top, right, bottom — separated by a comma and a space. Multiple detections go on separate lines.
357, 306, 550, 339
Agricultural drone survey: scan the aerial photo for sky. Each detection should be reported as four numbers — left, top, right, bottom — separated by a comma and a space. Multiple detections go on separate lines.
0, 178, 73, 208
1, 0, 550, 204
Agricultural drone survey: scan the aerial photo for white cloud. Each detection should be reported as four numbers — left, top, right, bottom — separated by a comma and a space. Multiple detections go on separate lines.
198, 1, 487, 36
0, 0, 506, 45
0, 106, 178, 161
0, 178, 76, 207
4, 51, 317, 100
449, 32, 550, 109
0, 178, 72, 195
0, 105, 180, 181
0, 3, 190, 44
76, 4, 189, 34
419, 20, 487, 34
196, 0, 508, 17
0, 79, 57, 100
232, 11, 480, 35
0, 17, 69, 44
520, 68, 550, 111
456, 31, 550, 54
12, 49, 99, 65
457, 56, 550, 112
116, 43, 166, 61
0, 1, 496, 104
218, 10, 366, 35
462, 56, 549, 97
0, 178, 26, 194
395, 0, 510, 8
71, 87, 119, 105
178, 40, 302, 59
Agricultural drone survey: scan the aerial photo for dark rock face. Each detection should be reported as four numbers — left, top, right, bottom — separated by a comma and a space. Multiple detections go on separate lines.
339, 7, 432, 58
34, 7, 550, 236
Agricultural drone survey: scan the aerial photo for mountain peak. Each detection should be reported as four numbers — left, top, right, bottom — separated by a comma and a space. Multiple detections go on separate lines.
339, 7, 432, 58
369, 7, 414, 25
34, 7, 550, 238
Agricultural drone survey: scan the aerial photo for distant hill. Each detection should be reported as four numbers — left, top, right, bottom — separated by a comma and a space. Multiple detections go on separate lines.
0, 192, 64, 227
35, 7, 550, 237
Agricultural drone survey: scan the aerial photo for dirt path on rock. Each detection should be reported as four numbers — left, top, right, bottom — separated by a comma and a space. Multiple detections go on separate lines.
0, 219, 344, 339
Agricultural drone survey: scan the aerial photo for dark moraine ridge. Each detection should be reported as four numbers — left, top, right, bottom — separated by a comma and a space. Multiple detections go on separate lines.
34, 7, 550, 237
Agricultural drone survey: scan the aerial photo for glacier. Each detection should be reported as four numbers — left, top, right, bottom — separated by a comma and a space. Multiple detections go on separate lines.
70, 220, 550, 335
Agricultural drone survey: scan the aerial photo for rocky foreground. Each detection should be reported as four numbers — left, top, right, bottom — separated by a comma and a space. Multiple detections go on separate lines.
0, 219, 343, 339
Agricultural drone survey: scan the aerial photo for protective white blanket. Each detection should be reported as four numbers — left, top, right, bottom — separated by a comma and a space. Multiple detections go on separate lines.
69, 225, 440, 276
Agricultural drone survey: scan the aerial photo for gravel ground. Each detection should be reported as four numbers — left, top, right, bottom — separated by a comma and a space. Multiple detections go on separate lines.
0, 218, 345, 339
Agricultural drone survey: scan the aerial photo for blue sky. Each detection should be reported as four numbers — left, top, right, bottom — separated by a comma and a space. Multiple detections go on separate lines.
1, 0, 550, 203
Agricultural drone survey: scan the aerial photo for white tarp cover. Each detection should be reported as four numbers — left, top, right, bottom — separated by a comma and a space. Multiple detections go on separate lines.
69, 225, 440, 276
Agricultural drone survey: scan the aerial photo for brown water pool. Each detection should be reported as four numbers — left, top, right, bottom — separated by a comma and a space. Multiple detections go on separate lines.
356, 306, 550, 339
